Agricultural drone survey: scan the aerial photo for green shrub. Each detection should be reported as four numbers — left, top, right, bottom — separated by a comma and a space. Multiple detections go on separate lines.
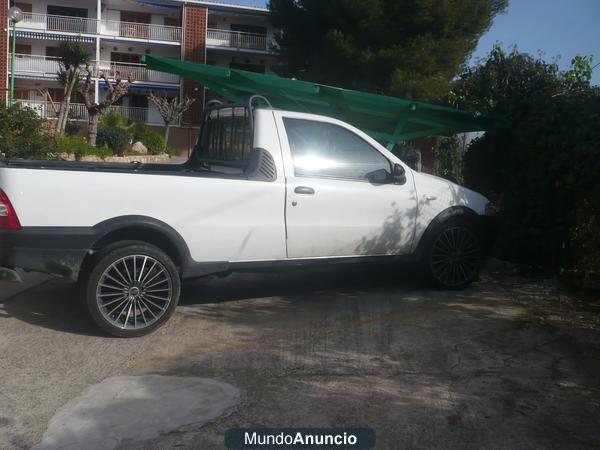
96, 127, 130, 155
95, 144, 113, 159
129, 119, 165, 154
53, 134, 96, 160
53, 134, 115, 160
0, 104, 52, 160
452, 46, 600, 287
136, 128, 165, 155
100, 110, 129, 129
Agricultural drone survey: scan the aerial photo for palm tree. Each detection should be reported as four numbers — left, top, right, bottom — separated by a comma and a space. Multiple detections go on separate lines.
56, 41, 91, 133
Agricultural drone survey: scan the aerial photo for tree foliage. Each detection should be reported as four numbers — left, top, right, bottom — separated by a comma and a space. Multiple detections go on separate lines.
452, 46, 600, 286
56, 41, 91, 133
268, 0, 507, 100
0, 105, 52, 159
78, 65, 133, 146
147, 93, 195, 150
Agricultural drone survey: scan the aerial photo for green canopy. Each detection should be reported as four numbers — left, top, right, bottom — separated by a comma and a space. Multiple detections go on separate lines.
143, 55, 488, 148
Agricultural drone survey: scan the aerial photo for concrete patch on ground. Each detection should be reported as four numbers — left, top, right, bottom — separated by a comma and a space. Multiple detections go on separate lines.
32, 375, 240, 450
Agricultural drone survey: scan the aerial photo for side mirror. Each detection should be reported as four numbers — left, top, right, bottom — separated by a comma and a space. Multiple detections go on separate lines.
393, 163, 406, 185
366, 168, 392, 184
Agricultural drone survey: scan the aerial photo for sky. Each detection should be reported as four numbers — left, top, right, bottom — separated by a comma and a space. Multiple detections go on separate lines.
220, 0, 600, 85
471, 0, 600, 85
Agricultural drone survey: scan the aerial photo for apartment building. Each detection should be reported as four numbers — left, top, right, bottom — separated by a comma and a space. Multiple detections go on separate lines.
2, 0, 277, 150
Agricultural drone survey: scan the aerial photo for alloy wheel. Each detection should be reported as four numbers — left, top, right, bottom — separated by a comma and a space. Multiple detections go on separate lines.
430, 226, 480, 287
96, 255, 173, 330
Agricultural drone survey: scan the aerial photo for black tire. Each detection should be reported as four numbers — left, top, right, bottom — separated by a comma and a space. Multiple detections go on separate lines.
82, 242, 181, 338
423, 218, 482, 289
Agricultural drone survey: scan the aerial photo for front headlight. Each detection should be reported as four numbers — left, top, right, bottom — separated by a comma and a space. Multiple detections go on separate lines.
485, 202, 498, 216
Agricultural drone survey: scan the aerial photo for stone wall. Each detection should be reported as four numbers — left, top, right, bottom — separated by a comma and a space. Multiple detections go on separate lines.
59, 153, 172, 164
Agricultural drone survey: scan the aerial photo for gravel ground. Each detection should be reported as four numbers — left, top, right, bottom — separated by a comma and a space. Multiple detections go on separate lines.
1, 265, 599, 449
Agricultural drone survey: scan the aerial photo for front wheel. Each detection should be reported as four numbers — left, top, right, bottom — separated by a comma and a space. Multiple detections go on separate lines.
424, 219, 482, 289
83, 242, 181, 337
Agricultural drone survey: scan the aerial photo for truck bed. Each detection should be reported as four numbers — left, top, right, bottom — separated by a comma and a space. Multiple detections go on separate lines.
0, 158, 246, 179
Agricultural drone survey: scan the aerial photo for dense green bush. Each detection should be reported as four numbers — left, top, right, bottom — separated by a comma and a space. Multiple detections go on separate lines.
135, 128, 165, 155
451, 46, 600, 287
97, 112, 166, 155
0, 105, 52, 159
130, 119, 165, 154
53, 134, 113, 160
96, 127, 130, 155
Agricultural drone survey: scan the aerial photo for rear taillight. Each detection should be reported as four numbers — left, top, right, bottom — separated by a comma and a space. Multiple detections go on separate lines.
0, 189, 21, 230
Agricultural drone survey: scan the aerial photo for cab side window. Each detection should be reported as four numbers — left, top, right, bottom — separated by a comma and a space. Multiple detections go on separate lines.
283, 118, 391, 180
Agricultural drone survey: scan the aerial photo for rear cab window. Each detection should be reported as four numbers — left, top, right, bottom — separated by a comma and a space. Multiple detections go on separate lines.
194, 106, 254, 174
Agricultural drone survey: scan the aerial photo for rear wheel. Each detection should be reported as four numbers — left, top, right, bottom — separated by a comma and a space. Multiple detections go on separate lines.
83, 242, 181, 337
424, 219, 481, 289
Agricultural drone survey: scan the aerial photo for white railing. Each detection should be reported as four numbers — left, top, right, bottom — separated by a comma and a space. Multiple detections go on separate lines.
207, 28, 275, 52
10, 54, 179, 85
102, 19, 182, 42
17, 101, 164, 125
15, 101, 87, 121
97, 61, 180, 84
17, 13, 182, 43
109, 105, 149, 122
9, 54, 60, 77
19, 12, 98, 34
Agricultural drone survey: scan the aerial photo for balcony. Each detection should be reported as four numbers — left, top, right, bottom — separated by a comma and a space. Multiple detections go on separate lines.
10, 54, 180, 85
16, 101, 165, 126
19, 12, 98, 35
10, 54, 61, 79
16, 13, 182, 43
101, 19, 182, 43
207, 28, 275, 53
97, 61, 180, 84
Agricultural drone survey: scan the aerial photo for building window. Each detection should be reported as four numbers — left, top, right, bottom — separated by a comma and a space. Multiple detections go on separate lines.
164, 17, 181, 27
230, 24, 267, 36
229, 62, 265, 74
15, 44, 31, 56
47, 5, 87, 17
15, 2, 32, 13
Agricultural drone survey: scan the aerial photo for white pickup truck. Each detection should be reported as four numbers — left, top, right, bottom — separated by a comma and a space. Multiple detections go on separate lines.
0, 104, 494, 337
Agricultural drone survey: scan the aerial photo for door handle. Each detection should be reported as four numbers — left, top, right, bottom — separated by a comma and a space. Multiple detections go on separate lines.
294, 186, 315, 195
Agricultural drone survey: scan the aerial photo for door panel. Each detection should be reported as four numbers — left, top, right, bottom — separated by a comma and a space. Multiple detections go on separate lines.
277, 113, 418, 258
286, 176, 417, 258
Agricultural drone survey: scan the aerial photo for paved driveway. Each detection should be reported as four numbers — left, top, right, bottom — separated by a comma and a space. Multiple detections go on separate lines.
1, 266, 599, 449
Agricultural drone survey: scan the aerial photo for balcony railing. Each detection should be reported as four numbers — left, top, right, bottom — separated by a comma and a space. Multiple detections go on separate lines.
10, 54, 180, 85
10, 54, 61, 78
16, 13, 182, 43
98, 61, 180, 84
16, 101, 163, 125
207, 28, 275, 52
101, 19, 182, 42
19, 12, 98, 34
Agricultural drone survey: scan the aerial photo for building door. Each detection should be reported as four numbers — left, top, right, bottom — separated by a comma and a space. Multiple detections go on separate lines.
126, 93, 148, 122
111, 52, 145, 80
120, 12, 152, 39
47, 5, 89, 32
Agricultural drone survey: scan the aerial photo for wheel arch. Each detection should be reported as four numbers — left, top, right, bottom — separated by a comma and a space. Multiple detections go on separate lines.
79, 216, 191, 280
413, 206, 481, 258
